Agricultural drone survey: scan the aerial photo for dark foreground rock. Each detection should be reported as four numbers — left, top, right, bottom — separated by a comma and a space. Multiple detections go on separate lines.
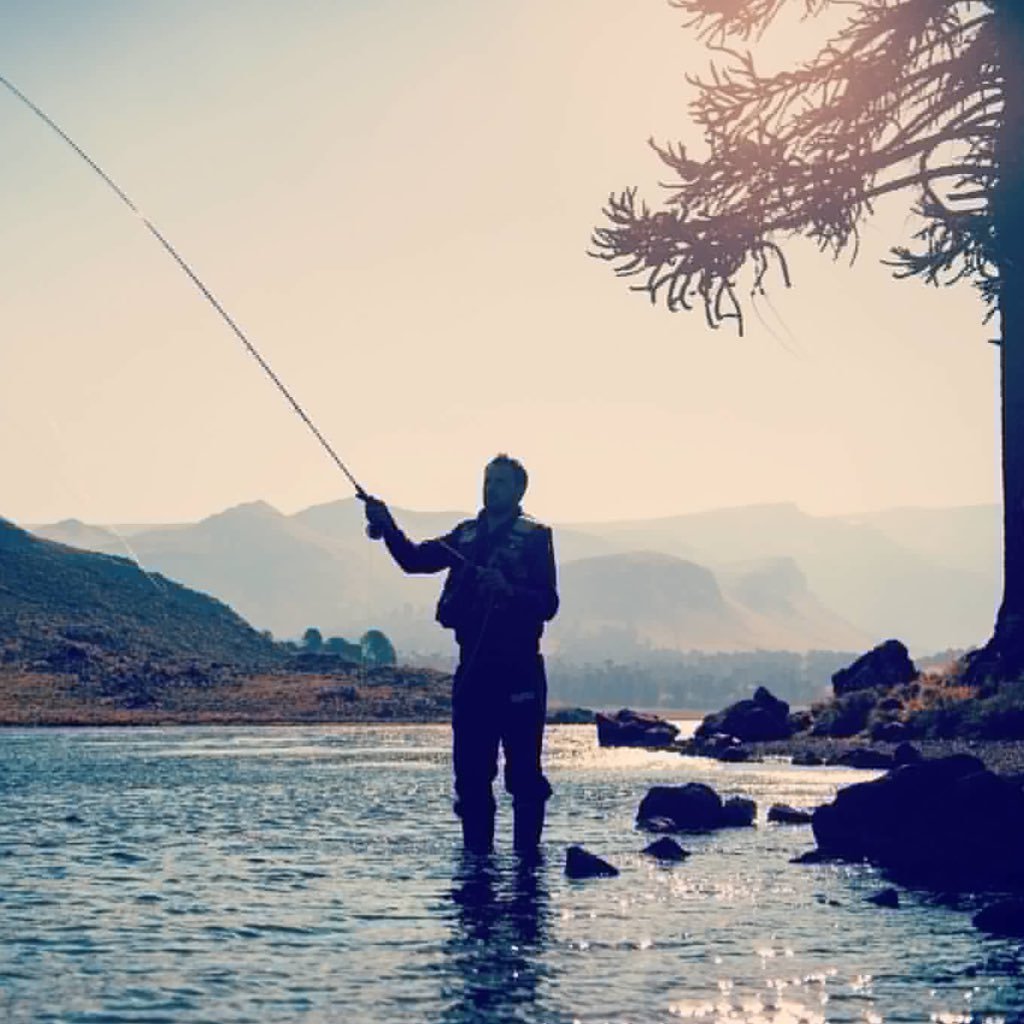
695, 686, 792, 743
811, 755, 1024, 889
973, 898, 1024, 936
832, 639, 918, 697
596, 709, 679, 747
565, 846, 619, 879
637, 783, 757, 832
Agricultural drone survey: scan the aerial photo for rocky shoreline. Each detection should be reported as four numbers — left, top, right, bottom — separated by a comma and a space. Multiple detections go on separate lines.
740, 734, 1024, 777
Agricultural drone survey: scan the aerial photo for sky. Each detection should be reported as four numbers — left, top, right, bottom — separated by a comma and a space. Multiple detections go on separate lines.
0, 0, 1001, 526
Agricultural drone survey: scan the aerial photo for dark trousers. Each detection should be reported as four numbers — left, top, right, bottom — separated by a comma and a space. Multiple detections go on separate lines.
451, 650, 552, 825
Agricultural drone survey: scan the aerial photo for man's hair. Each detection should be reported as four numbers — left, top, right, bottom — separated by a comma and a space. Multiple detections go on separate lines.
487, 453, 528, 495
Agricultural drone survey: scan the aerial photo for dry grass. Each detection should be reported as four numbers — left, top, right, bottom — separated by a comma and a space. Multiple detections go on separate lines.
902, 669, 976, 714
0, 668, 451, 726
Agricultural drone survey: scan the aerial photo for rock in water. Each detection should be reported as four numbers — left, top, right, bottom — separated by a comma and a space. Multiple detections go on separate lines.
596, 709, 679, 747
642, 837, 690, 861
565, 845, 619, 879
638, 783, 723, 831
832, 640, 917, 697
721, 796, 756, 827
973, 899, 1024, 936
865, 888, 900, 908
812, 755, 1024, 889
768, 804, 813, 825
695, 686, 792, 743
637, 783, 757, 831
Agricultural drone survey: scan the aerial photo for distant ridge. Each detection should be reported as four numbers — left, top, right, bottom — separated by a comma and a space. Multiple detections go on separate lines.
29, 498, 1001, 655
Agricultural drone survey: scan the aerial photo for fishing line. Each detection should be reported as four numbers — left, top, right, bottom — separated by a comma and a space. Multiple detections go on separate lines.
0, 73, 371, 501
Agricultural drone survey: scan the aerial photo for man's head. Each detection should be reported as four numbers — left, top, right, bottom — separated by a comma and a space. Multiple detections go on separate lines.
483, 454, 528, 516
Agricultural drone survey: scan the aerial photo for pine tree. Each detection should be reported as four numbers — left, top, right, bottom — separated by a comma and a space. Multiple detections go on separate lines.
592, 1, 1023, 678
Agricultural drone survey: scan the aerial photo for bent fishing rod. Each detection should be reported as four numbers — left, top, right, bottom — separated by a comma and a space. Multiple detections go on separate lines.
0, 73, 380, 510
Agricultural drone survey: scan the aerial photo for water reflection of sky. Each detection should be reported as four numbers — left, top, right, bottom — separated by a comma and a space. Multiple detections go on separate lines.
1, 724, 1022, 1024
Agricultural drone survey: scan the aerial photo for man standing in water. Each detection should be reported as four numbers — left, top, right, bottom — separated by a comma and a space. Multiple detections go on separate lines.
363, 455, 559, 855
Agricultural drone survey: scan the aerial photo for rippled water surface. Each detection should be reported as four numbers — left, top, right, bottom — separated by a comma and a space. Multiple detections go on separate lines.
2, 724, 1022, 1023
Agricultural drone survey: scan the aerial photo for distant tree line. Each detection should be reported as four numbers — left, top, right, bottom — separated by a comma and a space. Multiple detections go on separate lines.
299, 627, 397, 667
547, 650, 856, 711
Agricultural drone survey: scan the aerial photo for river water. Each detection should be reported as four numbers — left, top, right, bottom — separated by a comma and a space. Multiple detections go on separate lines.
1, 724, 1021, 1024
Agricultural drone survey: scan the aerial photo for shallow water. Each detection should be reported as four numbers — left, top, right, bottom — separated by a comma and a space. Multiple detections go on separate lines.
1, 724, 1021, 1023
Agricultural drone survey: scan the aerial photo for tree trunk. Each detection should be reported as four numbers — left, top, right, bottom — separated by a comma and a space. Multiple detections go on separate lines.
970, 2, 1024, 680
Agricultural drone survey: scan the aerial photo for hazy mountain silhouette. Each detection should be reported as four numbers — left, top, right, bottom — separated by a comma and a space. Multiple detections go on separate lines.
549, 552, 870, 657
33, 499, 881, 656
563, 503, 999, 653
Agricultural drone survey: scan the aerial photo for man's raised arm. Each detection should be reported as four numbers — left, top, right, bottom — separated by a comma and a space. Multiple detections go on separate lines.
363, 496, 455, 574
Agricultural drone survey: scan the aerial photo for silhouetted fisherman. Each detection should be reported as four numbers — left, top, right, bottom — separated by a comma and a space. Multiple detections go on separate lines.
363, 455, 559, 854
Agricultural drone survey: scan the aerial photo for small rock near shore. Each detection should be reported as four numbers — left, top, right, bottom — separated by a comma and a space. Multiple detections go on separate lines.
768, 804, 813, 825
642, 837, 690, 861
865, 888, 900, 908
565, 845, 619, 879
695, 686, 792, 743
596, 709, 679, 748
791, 749, 825, 766
721, 796, 756, 827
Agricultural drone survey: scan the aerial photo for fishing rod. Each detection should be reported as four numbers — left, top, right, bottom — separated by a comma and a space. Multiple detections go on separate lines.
0, 73, 376, 510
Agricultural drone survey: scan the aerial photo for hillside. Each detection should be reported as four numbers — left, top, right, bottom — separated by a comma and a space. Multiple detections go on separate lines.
0, 515, 460, 725
0, 514, 280, 669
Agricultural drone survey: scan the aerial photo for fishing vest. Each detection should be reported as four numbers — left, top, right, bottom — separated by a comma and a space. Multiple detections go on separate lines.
435, 514, 545, 631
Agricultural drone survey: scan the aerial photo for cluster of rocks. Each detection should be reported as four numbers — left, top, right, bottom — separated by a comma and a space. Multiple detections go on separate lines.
570, 753, 1024, 935
565, 780, 757, 878
675, 639, 1023, 764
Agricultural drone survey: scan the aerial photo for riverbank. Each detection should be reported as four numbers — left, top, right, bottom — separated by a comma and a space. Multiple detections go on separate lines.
0, 665, 452, 726
738, 734, 1024, 777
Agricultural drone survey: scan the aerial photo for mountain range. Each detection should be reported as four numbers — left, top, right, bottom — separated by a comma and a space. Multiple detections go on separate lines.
30, 499, 1001, 658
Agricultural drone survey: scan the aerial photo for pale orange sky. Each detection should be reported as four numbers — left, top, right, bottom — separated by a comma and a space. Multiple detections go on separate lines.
0, 0, 999, 525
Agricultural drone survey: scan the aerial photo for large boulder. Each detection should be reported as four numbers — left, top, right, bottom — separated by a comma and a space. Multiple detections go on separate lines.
811, 755, 1024, 889
637, 782, 756, 831
832, 640, 917, 697
596, 709, 679, 747
695, 686, 792, 743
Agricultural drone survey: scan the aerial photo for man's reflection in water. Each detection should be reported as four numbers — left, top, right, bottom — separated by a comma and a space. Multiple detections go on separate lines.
439, 852, 565, 1024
